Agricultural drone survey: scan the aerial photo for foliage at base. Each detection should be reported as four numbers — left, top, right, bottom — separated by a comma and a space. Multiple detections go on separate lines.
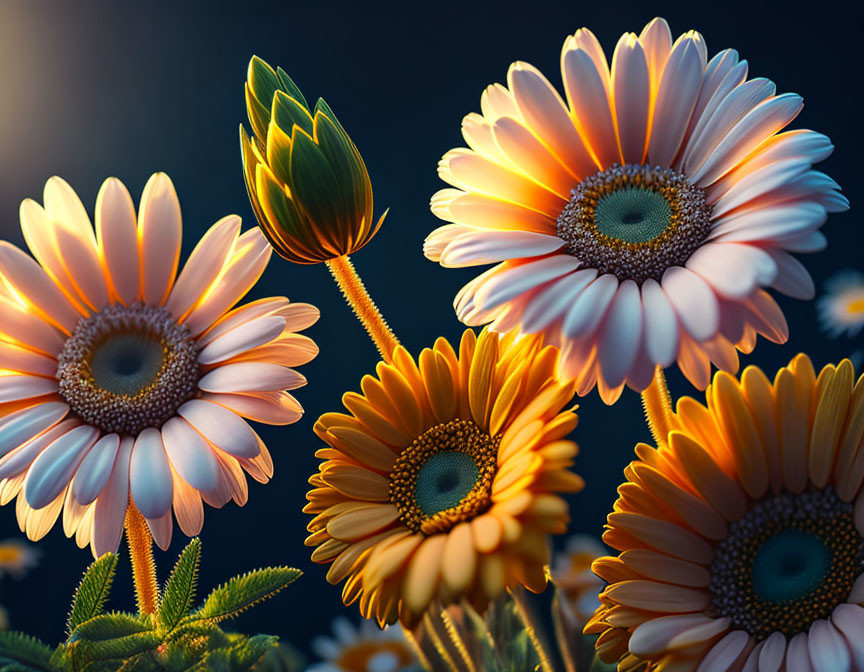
0, 539, 300, 672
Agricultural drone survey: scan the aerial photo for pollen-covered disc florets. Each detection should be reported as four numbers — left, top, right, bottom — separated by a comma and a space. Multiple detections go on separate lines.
389, 418, 499, 535
557, 164, 711, 284
56, 303, 200, 435
710, 487, 862, 640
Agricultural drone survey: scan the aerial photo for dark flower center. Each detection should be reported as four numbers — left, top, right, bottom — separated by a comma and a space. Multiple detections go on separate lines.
57, 303, 200, 435
389, 419, 499, 535
556, 163, 712, 283
710, 488, 863, 639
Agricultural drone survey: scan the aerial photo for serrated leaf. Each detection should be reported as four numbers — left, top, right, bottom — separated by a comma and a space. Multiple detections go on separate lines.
0, 631, 56, 671
68, 612, 150, 644
192, 567, 300, 625
67, 553, 118, 634
158, 538, 202, 631
68, 630, 162, 663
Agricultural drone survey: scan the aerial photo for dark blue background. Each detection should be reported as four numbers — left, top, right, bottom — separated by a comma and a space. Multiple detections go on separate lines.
0, 0, 857, 660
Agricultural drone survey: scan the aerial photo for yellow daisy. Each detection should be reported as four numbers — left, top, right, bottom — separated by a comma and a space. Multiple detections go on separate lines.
0, 174, 318, 557
305, 328, 582, 627
587, 355, 864, 671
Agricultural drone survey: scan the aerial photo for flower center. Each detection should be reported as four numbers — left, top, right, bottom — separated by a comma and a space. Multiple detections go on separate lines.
389, 418, 499, 535
57, 303, 200, 435
710, 488, 863, 640
556, 163, 712, 283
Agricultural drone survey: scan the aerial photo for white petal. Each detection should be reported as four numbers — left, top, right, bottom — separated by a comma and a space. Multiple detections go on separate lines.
647, 39, 704, 166
473, 255, 581, 313
507, 62, 597, 179
807, 620, 851, 672
611, 33, 650, 164
160, 417, 221, 492
661, 266, 720, 341
178, 399, 259, 459
686, 243, 777, 299
198, 362, 305, 394
198, 316, 286, 365
24, 425, 99, 509
683, 77, 774, 176
73, 433, 120, 505
562, 274, 619, 338
130, 428, 173, 519
95, 178, 140, 305
692, 94, 804, 186
91, 437, 132, 557
0, 242, 81, 332
166, 215, 241, 320
562, 46, 619, 168
0, 402, 69, 459
641, 278, 679, 367
520, 268, 597, 334
138, 173, 182, 305
440, 230, 564, 268
597, 281, 643, 388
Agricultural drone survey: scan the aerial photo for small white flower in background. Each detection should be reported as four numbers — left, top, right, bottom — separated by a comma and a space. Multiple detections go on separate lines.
818, 271, 864, 338
0, 538, 40, 580
551, 534, 606, 626
307, 617, 419, 672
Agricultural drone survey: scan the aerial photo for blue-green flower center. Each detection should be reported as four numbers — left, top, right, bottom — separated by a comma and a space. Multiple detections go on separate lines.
90, 333, 164, 396
594, 187, 671, 244
57, 303, 200, 435
415, 451, 479, 517
389, 419, 499, 535
556, 163, 712, 284
710, 488, 863, 639
752, 529, 832, 603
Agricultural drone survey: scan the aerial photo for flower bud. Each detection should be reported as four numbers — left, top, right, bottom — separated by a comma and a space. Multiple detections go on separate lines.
241, 56, 385, 264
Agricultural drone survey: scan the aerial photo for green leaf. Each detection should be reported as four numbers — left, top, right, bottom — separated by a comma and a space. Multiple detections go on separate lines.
68, 612, 150, 644
192, 567, 300, 625
67, 553, 118, 634
158, 538, 202, 631
0, 631, 56, 672
68, 631, 162, 664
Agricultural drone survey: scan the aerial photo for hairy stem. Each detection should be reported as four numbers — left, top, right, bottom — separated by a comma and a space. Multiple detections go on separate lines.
124, 505, 158, 615
325, 254, 400, 362
641, 366, 675, 448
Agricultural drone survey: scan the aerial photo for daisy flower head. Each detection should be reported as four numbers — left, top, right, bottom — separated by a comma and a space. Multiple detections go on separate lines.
0, 174, 319, 557
425, 17, 848, 404
550, 534, 606, 626
818, 270, 864, 338
305, 328, 583, 627
308, 617, 420, 672
587, 354, 864, 671
0, 538, 39, 580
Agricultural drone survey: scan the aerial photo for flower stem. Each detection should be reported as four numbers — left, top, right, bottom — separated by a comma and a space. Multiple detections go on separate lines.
325, 254, 400, 363
641, 367, 675, 448
124, 505, 158, 615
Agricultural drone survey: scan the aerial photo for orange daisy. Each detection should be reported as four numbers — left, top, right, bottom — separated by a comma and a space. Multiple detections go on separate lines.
588, 355, 864, 671
305, 328, 583, 627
